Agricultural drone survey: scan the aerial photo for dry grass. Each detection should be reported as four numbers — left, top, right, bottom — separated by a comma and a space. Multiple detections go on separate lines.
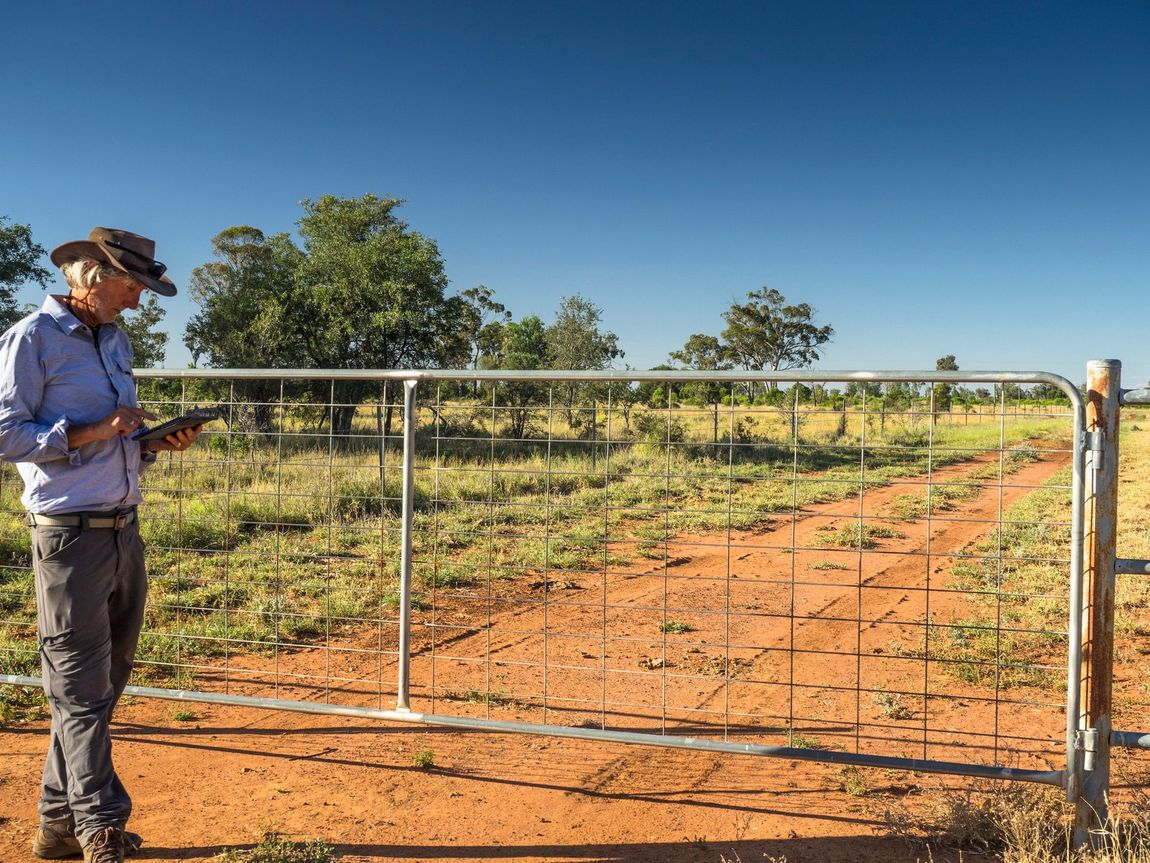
882, 778, 1150, 862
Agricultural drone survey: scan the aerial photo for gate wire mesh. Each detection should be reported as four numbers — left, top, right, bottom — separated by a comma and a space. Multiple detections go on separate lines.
0, 371, 1081, 782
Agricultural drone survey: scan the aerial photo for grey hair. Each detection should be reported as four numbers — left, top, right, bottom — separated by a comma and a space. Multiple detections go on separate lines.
60, 258, 136, 293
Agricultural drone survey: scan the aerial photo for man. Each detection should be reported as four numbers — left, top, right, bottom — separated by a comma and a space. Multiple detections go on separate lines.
0, 228, 203, 863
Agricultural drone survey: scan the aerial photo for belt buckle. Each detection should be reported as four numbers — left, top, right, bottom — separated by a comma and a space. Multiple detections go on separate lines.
113, 513, 129, 530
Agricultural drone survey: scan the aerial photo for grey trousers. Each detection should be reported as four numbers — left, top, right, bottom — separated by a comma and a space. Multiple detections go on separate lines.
32, 517, 147, 846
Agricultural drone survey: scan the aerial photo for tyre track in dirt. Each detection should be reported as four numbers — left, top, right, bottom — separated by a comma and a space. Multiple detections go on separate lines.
419, 450, 1022, 664
575, 452, 1070, 801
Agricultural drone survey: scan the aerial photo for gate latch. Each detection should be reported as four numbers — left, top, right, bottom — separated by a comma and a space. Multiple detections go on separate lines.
1077, 728, 1100, 771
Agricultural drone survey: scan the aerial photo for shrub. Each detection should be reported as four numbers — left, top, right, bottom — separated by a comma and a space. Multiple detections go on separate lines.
632, 411, 687, 445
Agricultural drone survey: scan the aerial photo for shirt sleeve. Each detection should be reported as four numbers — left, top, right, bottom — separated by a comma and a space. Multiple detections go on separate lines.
0, 329, 79, 464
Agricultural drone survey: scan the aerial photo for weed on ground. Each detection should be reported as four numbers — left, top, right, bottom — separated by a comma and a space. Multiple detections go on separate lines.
214, 832, 337, 862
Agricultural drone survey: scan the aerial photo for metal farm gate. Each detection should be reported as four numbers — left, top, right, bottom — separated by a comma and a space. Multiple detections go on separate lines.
2, 363, 1144, 844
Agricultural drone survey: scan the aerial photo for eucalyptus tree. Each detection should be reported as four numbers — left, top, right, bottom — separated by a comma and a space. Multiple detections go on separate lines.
721, 287, 833, 393
545, 294, 622, 430
670, 333, 734, 441
0, 216, 51, 330
185, 195, 472, 435
933, 354, 958, 412
119, 294, 168, 368
499, 315, 551, 439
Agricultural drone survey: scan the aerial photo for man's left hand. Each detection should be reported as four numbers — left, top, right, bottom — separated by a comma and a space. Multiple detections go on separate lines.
146, 424, 203, 453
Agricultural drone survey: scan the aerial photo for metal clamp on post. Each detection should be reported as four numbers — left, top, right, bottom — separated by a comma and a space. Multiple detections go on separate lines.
1077, 728, 1099, 772
1085, 430, 1105, 456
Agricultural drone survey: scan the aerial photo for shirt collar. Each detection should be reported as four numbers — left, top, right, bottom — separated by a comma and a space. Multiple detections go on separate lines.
44, 294, 86, 334
43, 293, 115, 337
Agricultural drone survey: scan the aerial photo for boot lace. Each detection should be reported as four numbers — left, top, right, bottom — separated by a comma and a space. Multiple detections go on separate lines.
85, 826, 125, 863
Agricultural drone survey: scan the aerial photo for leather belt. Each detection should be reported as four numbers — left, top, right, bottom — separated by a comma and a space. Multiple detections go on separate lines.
27, 509, 137, 530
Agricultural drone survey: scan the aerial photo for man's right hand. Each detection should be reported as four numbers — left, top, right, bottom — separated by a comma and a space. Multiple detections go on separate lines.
67, 406, 158, 448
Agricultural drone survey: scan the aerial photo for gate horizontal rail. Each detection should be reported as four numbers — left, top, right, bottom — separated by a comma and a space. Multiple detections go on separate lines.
0, 671, 1063, 784
0, 368, 1088, 802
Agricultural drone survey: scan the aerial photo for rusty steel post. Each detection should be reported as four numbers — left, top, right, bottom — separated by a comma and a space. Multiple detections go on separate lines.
1074, 360, 1120, 846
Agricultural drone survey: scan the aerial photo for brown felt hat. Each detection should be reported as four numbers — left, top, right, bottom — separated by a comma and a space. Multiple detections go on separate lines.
50, 227, 177, 297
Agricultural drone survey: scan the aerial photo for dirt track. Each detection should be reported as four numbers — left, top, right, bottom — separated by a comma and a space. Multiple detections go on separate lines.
0, 451, 1070, 862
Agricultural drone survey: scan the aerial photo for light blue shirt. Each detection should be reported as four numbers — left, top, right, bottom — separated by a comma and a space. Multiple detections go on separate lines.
0, 294, 153, 514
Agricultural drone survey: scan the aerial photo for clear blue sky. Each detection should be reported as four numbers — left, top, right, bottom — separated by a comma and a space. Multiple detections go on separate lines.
3, 1, 1147, 385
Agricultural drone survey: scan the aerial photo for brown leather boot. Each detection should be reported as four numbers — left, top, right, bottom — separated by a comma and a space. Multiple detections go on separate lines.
33, 817, 143, 861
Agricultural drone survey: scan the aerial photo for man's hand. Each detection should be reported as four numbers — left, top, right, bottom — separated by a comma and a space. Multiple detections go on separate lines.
146, 424, 203, 453
67, 406, 157, 448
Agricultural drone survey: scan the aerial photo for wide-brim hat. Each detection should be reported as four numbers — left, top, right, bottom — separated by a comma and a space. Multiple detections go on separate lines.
50, 227, 177, 297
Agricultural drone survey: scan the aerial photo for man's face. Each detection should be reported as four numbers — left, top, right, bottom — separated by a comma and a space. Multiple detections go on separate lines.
79, 275, 146, 324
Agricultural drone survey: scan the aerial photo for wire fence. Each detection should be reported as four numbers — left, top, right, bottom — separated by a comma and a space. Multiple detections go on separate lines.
0, 369, 1084, 786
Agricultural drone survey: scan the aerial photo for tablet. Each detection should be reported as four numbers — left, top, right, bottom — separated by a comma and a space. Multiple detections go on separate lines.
132, 410, 221, 441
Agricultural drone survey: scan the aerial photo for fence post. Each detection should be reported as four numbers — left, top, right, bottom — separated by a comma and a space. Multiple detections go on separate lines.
396, 379, 418, 711
1075, 360, 1120, 845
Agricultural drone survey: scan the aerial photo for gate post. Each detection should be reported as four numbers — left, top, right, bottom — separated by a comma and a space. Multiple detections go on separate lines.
396, 379, 418, 711
1075, 360, 1120, 845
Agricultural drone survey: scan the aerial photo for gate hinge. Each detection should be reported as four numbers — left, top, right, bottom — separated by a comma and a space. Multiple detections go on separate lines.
1077, 728, 1100, 771
1084, 430, 1105, 455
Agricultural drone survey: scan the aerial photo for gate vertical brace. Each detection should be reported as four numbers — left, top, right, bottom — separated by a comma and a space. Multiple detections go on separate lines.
396, 379, 418, 711
1075, 360, 1120, 845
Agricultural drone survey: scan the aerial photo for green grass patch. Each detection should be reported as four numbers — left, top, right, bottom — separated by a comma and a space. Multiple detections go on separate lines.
830, 521, 905, 549
215, 832, 337, 863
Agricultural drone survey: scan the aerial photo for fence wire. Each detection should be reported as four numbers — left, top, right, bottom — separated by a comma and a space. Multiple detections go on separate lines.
0, 371, 1081, 783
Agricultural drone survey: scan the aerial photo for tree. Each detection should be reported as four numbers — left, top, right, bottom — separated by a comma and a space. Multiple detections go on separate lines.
845, 381, 883, 401
292, 195, 471, 433
636, 364, 677, 408
185, 196, 471, 435
119, 294, 168, 368
460, 285, 511, 371
498, 315, 551, 438
185, 226, 305, 430
670, 333, 730, 374
670, 333, 733, 442
545, 294, 623, 429
459, 285, 512, 398
721, 288, 833, 391
292, 195, 466, 369
547, 294, 622, 369
185, 226, 303, 369
884, 381, 918, 407
0, 216, 52, 330
1031, 382, 1070, 402
933, 355, 958, 412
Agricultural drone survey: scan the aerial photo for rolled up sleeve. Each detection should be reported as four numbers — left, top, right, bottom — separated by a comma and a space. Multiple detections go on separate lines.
0, 331, 78, 464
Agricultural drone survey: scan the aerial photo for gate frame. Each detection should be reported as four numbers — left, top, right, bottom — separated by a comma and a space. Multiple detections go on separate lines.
2, 366, 1100, 829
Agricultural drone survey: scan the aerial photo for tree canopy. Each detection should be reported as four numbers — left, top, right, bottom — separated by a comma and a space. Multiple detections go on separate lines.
292, 195, 469, 371
545, 294, 622, 372
544, 294, 622, 426
499, 315, 551, 437
460, 285, 511, 372
185, 226, 303, 369
721, 287, 833, 374
669, 332, 732, 408
0, 216, 51, 330
186, 196, 469, 373
120, 294, 168, 368
184, 195, 475, 431
933, 354, 959, 411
